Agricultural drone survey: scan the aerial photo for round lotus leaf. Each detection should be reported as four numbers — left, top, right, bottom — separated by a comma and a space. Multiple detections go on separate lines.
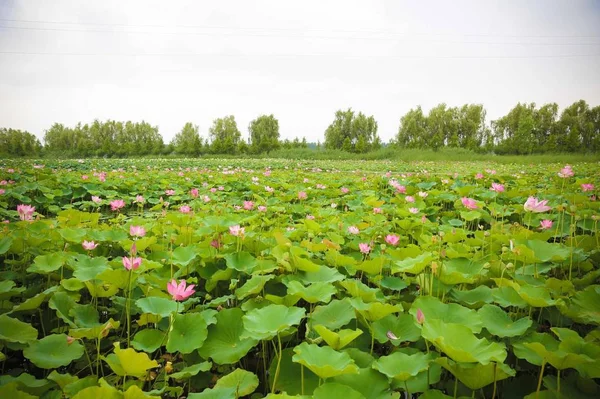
269, 348, 320, 396
131, 329, 166, 353
187, 387, 235, 399
372, 351, 433, 381
234, 275, 274, 300
0, 383, 44, 399
410, 296, 482, 333
438, 258, 488, 285
214, 368, 258, 397
339, 280, 381, 302
478, 304, 532, 337
492, 286, 528, 308
199, 308, 258, 364
556, 285, 600, 325
421, 319, 506, 365
242, 304, 305, 340
521, 342, 594, 371
286, 281, 336, 304
450, 285, 493, 307
313, 382, 365, 399
166, 313, 208, 354
332, 367, 394, 399
169, 361, 212, 380
292, 342, 359, 380
391, 252, 433, 274
224, 251, 257, 273
313, 325, 363, 350
420, 390, 453, 399
379, 276, 408, 291
23, 334, 84, 369
71, 386, 122, 399
372, 313, 421, 344
310, 299, 356, 330
435, 357, 515, 390
0, 314, 37, 343
135, 297, 178, 318
350, 299, 402, 322
103, 342, 158, 379
171, 245, 198, 267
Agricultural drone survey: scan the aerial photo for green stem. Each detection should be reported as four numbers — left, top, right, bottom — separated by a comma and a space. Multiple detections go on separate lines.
271, 333, 283, 393
126, 268, 133, 347
536, 360, 546, 398
454, 375, 458, 399
492, 362, 497, 399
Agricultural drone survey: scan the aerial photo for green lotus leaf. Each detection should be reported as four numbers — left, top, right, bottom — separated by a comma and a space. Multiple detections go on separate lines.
199, 308, 259, 364
71, 386, 122, 399
332, 367, 395, 399
27, 252, 67, 274
372, 351, 433, 381
69, 318, 120, 340
135, 297, 178, 318
23, 334, 84, 369
310, 298, 356, 331
235, 275, 274, 300
71, 256, 110, 282
0, 236, 13, 255
103, 342, 159, 378
166, 313, 208, 354
391, 252, 433, 274
214, 368, 259, 397
513, 332, 560, 366
420, 390, 453, 399
0, 372, 53, 396
556, 285, 600, 325
131, 329, 166, 353
61, 278, 86, 291
0, 280, 25, 301
48, 291, 77, 327
169, 361, 212, 380
123, 384, 161, 398
435, 357, 515, 390
242, 304, 305, 340
59, 227, 87, 243
85, 281, 120, 298
0, 383, 37, 399
516, 285, 556, 308
294, 265, 345, 284
286, 281, 336, 304
313, 325, 363, 350
351, 299, 402, 322
0, 314, 37, 343
325, 249, 357, 268
339, 280, 382, 302
264, 394, 311, 399
62, 375, 98, 397
224, 251, 257, 273
269, 348, 320, 396
372, 313, 421, 344
552, 327, 600, 378
354, 258, 385, 275
171, 245, 197, 266
450, 285, 493, 307
379, 276, 408, 291
187, 387, 236, 399
478, 304, 532, 337
47, 371, 78, 390
421, 319, 507, 364
313, 383, 365, 399
522, 342, 594, 370
10, 288, 56, 313
292, 256, 321, 273
514, 239, 570, 263
70, 304, 99, 327
438, 258, 488, 285
491, 286, 528, 308
292, 342, 359, 379
411, 296, 482, 333
206, 268, 233, 292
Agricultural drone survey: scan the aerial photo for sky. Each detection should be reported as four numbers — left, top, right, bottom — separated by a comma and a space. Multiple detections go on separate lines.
0, 0, 599, 144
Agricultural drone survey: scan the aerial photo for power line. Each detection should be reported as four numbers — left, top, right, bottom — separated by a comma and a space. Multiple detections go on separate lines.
2, 24, 599, 46
1, 50, 599, 59
1, 17, 599, 39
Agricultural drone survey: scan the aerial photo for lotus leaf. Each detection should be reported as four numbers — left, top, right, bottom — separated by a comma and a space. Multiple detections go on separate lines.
131, 329, 166, 353
391, 252, 433, 274
169, 361, 212, 380
0, 314, 37, 343
450, 285, 493, 307
285, 281, 336, 304
135, 297, 178, 318
214, 368, 259, 397
103, 342, 158, 378
242, 304, 305, 340
435, 357, 515, 390
292, 342, 359, 379
188, 387, 236, 398
333, 367, 395, 399
313, 325, 363, 350
70, 386, 122, 399
312, 383, 366, 399
372, 351, 433, 381
23, 334, 84, 369
166, 313, 208, 354
478, 304, 533, 337
411, 296, 483, 333
339, 280, 382, 302
235, 275, 274, 300
268, 348, 320, 395
372, 313, 421, 344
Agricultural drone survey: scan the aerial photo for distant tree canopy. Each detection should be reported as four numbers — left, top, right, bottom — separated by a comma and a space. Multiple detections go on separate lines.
0, 128, 42, 157
324, 109, 381, 153
171, 123, 203, 156
209, 115, 242, 155
249, 114, 280, 154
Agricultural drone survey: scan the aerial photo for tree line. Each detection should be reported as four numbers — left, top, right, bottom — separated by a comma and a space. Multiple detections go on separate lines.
1, 99, 598, 157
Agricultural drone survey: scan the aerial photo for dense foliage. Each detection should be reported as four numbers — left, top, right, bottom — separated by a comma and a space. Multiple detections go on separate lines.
0, 158, 599, 398
324, 109, 382, 153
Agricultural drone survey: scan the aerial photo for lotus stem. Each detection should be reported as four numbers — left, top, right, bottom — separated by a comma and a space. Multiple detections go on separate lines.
301, 364, 305, 395
453, 375, 458, 398
492, 362, 497, 399
536, 360, 546, 398
557, 369, 561, 398
404, 381, 410, 398
126, 268, 133, 347
271, 333, 283, 393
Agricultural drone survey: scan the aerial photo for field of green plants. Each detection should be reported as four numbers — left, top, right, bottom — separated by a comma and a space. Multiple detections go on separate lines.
0, 158, 599, 399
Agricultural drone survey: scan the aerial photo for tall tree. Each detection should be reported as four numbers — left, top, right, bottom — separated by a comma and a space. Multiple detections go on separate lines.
249, 114, 280, 154
171, 123, 202, 156
209, 116, 241, 154
324, 108, 379, 153
395, 106, 428, 148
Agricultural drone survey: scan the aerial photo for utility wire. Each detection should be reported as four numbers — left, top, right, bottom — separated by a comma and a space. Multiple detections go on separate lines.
1, 50, 599, 59
1, 17, 599, 39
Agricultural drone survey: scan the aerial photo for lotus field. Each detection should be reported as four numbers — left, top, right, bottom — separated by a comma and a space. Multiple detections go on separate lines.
1, 159, 600, 399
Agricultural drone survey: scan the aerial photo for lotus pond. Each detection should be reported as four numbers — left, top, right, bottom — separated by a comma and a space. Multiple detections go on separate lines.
0, 159, 599, 399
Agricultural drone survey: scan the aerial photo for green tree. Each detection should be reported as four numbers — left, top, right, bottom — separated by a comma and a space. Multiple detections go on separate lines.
395, 106, 427, 148
324, 108, 379, 153
0, 128, 42, 156
249, 114, 280, 154
171, 123, 202, 156
209, 116, 241, 154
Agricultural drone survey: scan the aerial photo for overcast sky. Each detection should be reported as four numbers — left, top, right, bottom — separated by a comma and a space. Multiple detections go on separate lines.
1, 0, 599, 144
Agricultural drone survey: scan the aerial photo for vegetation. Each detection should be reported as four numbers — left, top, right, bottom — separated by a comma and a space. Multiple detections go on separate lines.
0, 158, 599, 398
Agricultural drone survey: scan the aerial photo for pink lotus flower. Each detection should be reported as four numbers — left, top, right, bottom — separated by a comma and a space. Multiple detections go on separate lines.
229, 225, 245, 237
386, 331, 399, 340
408, 207, 419, 214
135, 195, 144, 204
298, 191, 307, 200
359, 243, 371, 254
265, 186, 274, 193
130, 225, 146, 237
190, 188, 199, 198
475, 173, 484, 180
202, 195, 211, 203
123, 256, 142, 271
490, 183, 505, 193
258, 205, 267, 212
82, 240, 97, 250
66, 336, 76, 345
418, 191, 428, 198
416, 308, 425, 324
210, 187, 217, 193
16, 204, 35, 221
110, 199, 125, 211
558, 165, 574, 178
303, 178, 309, 183
0, 189, 4, 195
81, 175, 89, 180
373, 207, 382, 214
306, 214, 315, 220
524, 197, 551, 213
316, 184, 326, 189
582, 183, 595, 192
540, 219, 553, 230
218, 186, 224, 191
405, 196, 415, 203
210, 240, 221, 249
341, 187, 349, 194
180, 205, 191, 214
168, 279, 195, 301
348, 226, 359, 235
91, 196, 102, 204
243, 201, 254, 210
264, 170, 271, 177
165, 189, 175, 196
461, 197, 478, 210
385, 234, 400, 246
